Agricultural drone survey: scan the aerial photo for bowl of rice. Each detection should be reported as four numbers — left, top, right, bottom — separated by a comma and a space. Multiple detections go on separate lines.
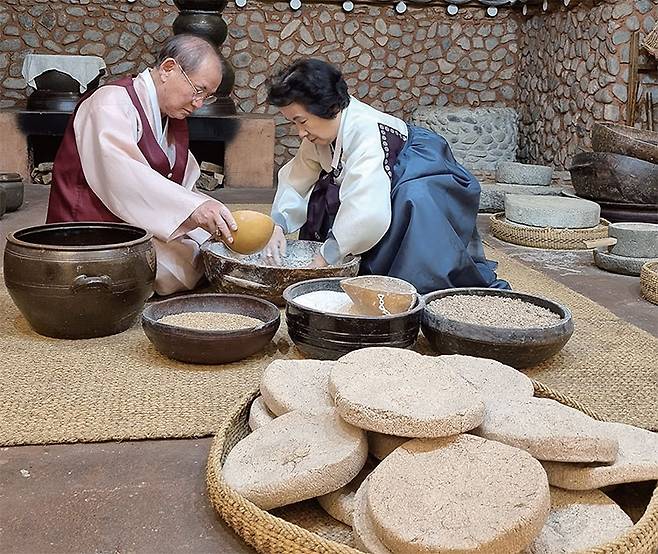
421, 288, 574, 369
142, 293, 280, 364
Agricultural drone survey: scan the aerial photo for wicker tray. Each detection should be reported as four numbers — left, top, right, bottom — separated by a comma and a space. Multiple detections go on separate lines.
641, 261, 658, 305
206, 386, 658, 554
490, 212, 610, 250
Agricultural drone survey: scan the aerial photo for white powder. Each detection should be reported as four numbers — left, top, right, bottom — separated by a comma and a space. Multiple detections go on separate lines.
293, 291, 358, 315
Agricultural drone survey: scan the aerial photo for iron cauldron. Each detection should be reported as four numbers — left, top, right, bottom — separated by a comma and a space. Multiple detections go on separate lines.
4, 222, 156, 339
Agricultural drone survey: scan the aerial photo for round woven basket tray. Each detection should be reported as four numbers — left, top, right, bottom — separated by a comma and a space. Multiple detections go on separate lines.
206, 385, 658, 554
490, 212, 610, 250
640, 261, 658, 305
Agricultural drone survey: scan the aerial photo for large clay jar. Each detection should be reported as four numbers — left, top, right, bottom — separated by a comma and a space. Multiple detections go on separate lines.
4, 222, 156, 339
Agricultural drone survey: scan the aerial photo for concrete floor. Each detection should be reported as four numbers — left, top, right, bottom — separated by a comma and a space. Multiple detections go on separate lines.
0, 185, 656, 554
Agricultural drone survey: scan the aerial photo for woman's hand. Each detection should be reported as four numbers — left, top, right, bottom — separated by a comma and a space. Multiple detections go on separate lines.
262, 225, 287, 265
187, 199, 237, 243
308, 253, 328, 268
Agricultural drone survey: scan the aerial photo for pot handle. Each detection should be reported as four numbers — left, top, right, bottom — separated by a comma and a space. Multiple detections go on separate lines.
71, 274, 113, 293
220, 274, 272, 291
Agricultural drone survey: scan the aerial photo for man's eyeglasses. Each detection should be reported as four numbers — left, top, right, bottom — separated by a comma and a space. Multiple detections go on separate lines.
173, 60, 217, 106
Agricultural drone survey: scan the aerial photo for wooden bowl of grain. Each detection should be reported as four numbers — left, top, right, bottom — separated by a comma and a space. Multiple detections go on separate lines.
421, 288, 574, 369
141, 293, 280, 364
283, 277, 424, 360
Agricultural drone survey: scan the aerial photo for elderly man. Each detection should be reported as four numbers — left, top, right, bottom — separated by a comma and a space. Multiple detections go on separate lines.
47, 34, 234, 295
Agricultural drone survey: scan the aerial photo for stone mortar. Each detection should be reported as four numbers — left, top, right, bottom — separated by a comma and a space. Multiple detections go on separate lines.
609, 222, 658, 258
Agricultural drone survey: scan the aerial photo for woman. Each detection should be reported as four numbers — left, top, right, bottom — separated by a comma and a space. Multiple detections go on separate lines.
263, 58, 509, 294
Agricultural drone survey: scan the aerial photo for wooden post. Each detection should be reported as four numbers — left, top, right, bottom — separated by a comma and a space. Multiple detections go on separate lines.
626, 31, 640, 127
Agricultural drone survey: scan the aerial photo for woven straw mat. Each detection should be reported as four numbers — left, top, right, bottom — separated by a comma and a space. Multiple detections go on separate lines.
0, 243, 656, 446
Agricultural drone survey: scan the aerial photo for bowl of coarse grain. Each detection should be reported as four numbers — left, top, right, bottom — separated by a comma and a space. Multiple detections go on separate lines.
421, 288, 574, 369
283, 277, 425, 360
201, 239, 360, 306
141, 293, 280, 364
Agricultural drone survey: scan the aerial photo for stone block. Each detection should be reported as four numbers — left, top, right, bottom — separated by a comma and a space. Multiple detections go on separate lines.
410, 106, 519, 171
496, 161, 553, 186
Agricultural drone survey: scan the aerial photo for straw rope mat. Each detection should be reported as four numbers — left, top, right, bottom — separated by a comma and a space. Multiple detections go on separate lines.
0, 239, 656, 446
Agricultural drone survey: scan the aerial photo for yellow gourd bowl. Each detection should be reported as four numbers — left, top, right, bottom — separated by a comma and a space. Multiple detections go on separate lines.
224, 210, 275, 255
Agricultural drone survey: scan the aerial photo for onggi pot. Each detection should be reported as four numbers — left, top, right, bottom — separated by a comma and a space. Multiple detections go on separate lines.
4, 222, 156, 339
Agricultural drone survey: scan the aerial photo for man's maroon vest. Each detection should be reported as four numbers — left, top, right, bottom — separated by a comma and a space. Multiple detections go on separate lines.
46, 76, 189, 223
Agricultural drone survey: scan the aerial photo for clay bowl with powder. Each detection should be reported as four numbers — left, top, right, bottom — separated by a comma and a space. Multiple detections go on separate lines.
201, 239, 360, 306
283, 277, 425, 360
421, 288, 574, 369
142, 293, 280, 364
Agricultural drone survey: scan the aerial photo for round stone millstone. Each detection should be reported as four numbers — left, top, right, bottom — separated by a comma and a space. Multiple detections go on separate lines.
479, 183, 563, 213
593, 248, 657, 276
609, 222, 658, 258
366, 435, 551, 554
496, 161, 554, 186
505, 195, 601, 229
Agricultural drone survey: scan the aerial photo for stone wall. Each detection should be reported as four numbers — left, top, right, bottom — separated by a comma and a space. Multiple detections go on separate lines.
1, 0, 655, 172
517, 0, 658, 170
225, 4, 520, 167
0, 0, 175, 108
0, 1, 519, 169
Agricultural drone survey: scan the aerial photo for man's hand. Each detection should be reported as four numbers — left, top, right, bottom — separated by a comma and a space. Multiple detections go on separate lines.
262, 225, 287, 265
308, 252, 328, 268
187, 199, 237, 243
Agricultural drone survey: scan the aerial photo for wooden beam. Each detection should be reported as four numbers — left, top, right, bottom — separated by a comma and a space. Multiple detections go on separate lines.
626, 31, 641, 126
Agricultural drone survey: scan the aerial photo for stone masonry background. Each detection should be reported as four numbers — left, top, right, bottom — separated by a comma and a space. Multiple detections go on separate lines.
0, 0, 656, 172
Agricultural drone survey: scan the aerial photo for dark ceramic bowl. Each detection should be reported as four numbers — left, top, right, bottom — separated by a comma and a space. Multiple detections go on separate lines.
142, 293, 280, 364
421, 288, 574, 370
569, 151, 658, 205
283, 277, 424, 360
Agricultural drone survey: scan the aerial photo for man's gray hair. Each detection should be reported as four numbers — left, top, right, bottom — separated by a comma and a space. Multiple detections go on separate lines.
156, 34, 222, 73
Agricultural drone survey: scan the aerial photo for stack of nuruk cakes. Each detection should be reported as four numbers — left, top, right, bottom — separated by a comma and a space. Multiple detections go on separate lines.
220, 348, 658, 553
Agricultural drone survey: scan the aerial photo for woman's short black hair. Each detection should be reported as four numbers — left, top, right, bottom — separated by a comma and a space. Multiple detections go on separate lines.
267, 58, 350, 119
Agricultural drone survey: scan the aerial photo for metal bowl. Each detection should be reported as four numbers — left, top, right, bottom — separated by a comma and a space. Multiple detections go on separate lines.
142, 293, 280, 364
201, 239, 360, 306
421, 288, 574, 370
283, 277, 424, 360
